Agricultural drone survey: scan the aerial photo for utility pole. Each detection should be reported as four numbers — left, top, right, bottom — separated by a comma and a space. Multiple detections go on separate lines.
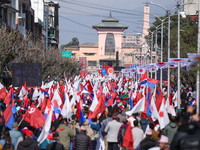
160, 20, 163, 90
197, 0, 200, 115
46, 4, 48, 55
177, 0, 181, 112
167, 12, 171, 99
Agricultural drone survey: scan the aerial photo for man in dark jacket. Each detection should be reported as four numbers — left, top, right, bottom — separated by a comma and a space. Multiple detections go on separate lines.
170, 114, 200, 150
163, 116, 178, 144
17, 130, 40, 150
135, 129, 156, 150
46, 132, 64, 150
72, 126, 92, 150
140, 114, 151, 133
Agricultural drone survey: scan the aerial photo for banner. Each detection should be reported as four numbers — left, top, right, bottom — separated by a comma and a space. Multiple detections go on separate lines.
79, 57, 87, 76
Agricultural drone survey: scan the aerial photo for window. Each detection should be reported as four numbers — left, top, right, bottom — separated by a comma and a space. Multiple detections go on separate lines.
105, 33, 115, 55
83, 53, 95, 56
19, 3, 22, 15
88, 61, 97, 66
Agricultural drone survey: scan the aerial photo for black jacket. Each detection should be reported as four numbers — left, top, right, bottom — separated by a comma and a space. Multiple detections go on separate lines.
140, 137, 156, 150
17, 138, 40, 150
170, 122, 200, 150
46, 142, 64, 150
73, 133, 92, 150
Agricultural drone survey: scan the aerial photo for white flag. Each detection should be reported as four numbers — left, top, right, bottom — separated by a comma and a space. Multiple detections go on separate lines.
158, 101, 169, 129
126, 97, 145, 116
89, 91, 98, 112
32, 87, 40, 100
38, 105, 53, 144
61, 93, 72, 119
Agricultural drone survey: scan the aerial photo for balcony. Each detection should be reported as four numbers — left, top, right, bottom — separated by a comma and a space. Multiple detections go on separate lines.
18, 13, 25, 20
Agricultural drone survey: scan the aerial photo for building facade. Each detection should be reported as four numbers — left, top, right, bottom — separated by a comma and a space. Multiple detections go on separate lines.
65, 13, 155, 74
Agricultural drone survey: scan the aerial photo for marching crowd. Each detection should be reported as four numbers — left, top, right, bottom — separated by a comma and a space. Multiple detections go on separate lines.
0, 74, 199, 150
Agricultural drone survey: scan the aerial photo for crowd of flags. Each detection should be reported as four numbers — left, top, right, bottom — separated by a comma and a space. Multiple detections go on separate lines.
0, 53, 199, 146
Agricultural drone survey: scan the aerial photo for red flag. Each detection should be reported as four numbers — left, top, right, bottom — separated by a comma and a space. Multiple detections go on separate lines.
107, 92, 117, 106
4, 88, 13, 105
140, 71, 147, 82
91, 94, 106, 119
105, 65, 114, 75
24, 103, 46, 129
41, 96, 47, 113
85, 80, 93, 93
0, 83, 7, 99
3, 103, 12, 125
76, 99, 82, 120
155, 92, 165, 112
122, 121, 134, 150
23, 94, 29, 109
97, 86, 103, 99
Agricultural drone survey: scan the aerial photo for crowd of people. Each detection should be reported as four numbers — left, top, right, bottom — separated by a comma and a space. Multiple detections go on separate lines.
0, 73, 199, 150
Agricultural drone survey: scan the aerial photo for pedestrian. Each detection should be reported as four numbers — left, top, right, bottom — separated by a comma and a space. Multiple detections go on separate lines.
132, 120, 144, 149
0, 131, 14, 150
117, 109, 126, 123
9, 122, 23, 150
72, 126, 92, 150
57, 119, 74, 150
83, 119, 94, 141
17, 130, 40, 150
140, 113, 151, 133
159, 135, 170, 150
100, 112, 112, 150
117, 119, 128, 150
127, 113, 136, 128
163, 116, 178, 144
104, 113, 122, 150
46, 132, 64, 150
149, 123, 159, 141
135, 129, 157, 150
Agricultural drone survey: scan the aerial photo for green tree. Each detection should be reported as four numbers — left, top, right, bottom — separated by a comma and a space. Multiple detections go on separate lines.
61, 37, 79, 49
148, 15, 198, 85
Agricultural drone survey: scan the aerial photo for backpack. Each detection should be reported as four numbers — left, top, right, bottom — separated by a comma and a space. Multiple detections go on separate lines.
121, 127, 127, 141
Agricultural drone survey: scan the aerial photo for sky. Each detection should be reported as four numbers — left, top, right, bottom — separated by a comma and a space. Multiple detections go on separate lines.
57, 0, 180, 46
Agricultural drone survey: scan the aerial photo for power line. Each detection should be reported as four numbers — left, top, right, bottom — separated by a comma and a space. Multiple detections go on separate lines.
60, 16, 92, 29
58, 0, 144, 16
60, 29, 97, 35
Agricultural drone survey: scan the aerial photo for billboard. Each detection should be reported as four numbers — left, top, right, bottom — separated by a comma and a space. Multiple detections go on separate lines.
12, 63, 42, 87
62, 51, 72, 58
79, 57, 87, 76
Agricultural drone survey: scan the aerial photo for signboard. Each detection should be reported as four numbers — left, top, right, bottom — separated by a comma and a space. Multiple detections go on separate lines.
79, 57, 87, 76
62, 51, 72, 58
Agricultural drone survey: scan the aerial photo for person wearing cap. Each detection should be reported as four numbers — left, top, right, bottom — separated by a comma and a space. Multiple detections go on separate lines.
104, 113, 122, 150
135, 129, 156, 150
9, 122, 23, 150
140, 113, 151, 133
57, 119, 74, 150
83, 119, 94, 142
46, 132, 64, 150
17, 130, 40, 150
159, 135, 170, 150
72, 126, 92, 150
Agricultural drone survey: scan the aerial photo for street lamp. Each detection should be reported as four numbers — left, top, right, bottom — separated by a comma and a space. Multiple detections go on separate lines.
145, 0, 195, 112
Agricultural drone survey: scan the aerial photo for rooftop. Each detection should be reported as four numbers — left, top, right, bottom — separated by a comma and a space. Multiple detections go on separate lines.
93, 12, 128, 30
80, 42, 98, 47
122, 43, 138, 48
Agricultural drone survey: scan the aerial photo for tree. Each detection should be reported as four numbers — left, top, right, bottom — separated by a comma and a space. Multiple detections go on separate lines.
148, 15, 198, 85
0, 27, 80, 83
61, 37, 79, 49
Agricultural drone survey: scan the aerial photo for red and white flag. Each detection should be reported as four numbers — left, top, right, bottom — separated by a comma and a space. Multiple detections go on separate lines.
168, 58, 189, 64
105, 65, 114, 75
24, 104, 46, 129
122, 69, 130, 73
146, 63, 155, 68
0, 83, 7, 99
137, 67, 146, 74
130, 68, 136, 73
169, 64, 177, 68
158, 101, 170, 129
155, 62, 168, 69
148, 68, 157, 73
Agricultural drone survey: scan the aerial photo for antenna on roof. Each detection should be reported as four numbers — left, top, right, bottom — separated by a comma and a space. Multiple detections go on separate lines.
109, 12, 112, 17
